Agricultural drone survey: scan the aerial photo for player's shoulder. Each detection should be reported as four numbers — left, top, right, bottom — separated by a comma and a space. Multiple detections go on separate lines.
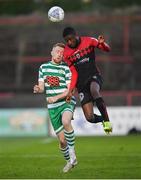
61, 61, 69, 67
64, 45, 70, 53
81, 36, 98, 47
60, 62, 70, 72
81, 36, 97, 41
40, 61, 51, 68
63, 47, 72, 60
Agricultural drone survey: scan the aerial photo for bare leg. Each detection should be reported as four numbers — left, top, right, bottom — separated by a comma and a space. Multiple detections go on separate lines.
90, 81, 110, 121
62, 111, 73, 132
90, 81, 101, 99
82, 102, 103, 123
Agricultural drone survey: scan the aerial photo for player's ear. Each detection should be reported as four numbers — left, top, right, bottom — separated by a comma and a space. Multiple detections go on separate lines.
51, 50, 53, 56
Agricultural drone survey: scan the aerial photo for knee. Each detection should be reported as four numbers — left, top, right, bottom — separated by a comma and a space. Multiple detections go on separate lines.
62, 119, 71, 129
63, 121, 69, 127
91, 88, 101, 99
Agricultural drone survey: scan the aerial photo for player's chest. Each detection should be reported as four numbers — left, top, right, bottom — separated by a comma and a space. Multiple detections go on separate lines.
43, 67, 65, 76
43, 68, 65, 86
67, 45, 94, 65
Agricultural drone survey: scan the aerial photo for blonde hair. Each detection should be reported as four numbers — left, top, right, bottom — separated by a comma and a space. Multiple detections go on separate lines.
53, 42, 65, 49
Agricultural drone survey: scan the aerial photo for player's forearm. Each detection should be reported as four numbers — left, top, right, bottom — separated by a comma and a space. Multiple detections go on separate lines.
98, 42, 111, 52
47, 89, 69, 103
55, 89, 69, 100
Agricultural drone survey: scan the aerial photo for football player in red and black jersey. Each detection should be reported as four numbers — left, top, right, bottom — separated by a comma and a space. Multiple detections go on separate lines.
62, 27, 112, 134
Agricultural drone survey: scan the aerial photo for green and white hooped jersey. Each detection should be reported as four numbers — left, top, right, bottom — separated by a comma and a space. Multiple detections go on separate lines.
38, 61, 76, 109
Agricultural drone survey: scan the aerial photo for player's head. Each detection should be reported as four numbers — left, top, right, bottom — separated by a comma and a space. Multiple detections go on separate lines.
51, 43, 65, 64
63, 27, 80, 48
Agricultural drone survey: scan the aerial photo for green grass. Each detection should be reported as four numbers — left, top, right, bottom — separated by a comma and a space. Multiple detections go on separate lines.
0, 136, 141, 179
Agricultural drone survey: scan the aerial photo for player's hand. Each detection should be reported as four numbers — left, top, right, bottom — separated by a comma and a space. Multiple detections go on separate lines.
98, 35, 105, 44
33, 85, 40, 93
66, 94, 72, 103
66, 89, 75, 103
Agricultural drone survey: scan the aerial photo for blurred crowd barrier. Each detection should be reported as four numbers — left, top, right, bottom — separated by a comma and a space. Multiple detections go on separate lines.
0, 13, 141, 106
64, 107, 141, 136
0, 90, 141, 107
0, 108, 48, 137
0, 107, 141, 137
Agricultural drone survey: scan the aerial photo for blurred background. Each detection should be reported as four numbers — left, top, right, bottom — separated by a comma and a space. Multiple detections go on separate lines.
0, 0, 141, 137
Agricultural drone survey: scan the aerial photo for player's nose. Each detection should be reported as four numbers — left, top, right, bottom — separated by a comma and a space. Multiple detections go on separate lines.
67, 39, 72, 46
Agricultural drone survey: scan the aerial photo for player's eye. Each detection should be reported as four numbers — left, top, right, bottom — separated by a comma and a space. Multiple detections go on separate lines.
56, 50, 63, 55
65, 37, 71, 43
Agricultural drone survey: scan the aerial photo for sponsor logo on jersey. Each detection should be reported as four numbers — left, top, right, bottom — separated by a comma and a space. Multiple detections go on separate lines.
76, 53, 80, 59
58, 69, 64, 74
77, 57, 90, 64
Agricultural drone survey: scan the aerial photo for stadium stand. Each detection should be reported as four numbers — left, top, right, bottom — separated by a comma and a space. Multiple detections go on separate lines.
0, 14, 141, 107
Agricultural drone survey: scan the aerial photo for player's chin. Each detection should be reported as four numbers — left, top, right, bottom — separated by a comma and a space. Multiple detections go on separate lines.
55, 58, 62, 63
69, 44, 76, 48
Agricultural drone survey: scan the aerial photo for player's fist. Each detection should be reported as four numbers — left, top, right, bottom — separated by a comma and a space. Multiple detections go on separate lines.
66, 89, 75, 103
98, 35, 105, 44
66, 95, 72, 103
33, 85, 40, 93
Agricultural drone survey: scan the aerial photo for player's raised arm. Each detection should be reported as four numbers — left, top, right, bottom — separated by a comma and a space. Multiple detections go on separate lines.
63, 50, 78, 91
97, 35, 111, 52
69, 65, 78, 91
90, 36, 110, 52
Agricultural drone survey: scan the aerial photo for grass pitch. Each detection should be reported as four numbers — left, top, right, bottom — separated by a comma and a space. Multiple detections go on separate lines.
0, 135, 141, 179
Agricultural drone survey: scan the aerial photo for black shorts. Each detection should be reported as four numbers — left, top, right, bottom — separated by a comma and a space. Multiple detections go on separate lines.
78, 74, 103, 106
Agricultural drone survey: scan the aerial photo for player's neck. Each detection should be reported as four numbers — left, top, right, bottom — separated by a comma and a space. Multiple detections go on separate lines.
51, 60, 61, 65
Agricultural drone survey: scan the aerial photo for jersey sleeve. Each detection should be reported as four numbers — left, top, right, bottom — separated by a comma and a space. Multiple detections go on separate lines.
69, 65, 78, 90
89, 36, 110, 51
63, 48, 78, 90
38, 65, 44, 82
65, 65, 72, 86
90, 37, 99, 47
63, 53, 72, 67
97, 42, 111, 51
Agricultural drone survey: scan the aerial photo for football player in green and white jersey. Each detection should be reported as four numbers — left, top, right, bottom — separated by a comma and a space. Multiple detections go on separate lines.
33, 43, 77, 173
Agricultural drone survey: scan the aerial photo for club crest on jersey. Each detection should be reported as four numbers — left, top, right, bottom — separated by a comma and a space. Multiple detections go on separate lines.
58, 69, 64, 74
76, 53, 80, 59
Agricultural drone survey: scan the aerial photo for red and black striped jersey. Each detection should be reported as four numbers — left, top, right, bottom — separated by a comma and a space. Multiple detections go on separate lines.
64, 36, 101, 90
